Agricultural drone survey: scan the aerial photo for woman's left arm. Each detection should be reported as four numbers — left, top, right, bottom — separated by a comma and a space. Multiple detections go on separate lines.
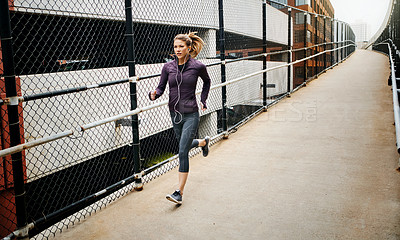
199, 63, 211, 110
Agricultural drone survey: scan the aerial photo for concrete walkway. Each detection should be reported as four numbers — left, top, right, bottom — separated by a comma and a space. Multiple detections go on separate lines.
54, 50, 400, 240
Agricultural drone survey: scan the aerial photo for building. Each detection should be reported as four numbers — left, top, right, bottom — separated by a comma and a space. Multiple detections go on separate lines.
270, 0, 335, 87
350, 22, 370, 45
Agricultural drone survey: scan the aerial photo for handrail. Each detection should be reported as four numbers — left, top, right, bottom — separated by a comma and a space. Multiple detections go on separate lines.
0, 43, 356, 158
379, 41, 400, 153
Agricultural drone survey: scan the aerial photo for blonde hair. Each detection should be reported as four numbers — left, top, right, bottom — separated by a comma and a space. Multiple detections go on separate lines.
174, 31, 204, 58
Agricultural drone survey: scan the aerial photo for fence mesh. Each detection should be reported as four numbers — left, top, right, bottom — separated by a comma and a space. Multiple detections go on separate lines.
0, 0, 355, 239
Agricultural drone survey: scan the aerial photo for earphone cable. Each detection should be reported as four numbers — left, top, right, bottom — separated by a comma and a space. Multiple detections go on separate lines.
173, 54, 188, 124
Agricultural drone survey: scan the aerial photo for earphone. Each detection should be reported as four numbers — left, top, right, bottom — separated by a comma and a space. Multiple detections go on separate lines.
173, 53, 189, 124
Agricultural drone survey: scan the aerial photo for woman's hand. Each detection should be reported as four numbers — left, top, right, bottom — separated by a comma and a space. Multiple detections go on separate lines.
150, 90, 157, 101
200, 102, 207, 111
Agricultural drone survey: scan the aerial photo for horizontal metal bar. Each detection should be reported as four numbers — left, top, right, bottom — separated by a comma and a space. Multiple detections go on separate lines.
292, 42, 335, 53
137, 73, 162, 81
23, 78, 130, 102
226, 53, 266, 63
206, 61, 223, 67
0, 130, 73, 158
266, 49, 291, 56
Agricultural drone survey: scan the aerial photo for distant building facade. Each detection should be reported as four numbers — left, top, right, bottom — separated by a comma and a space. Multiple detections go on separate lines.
270, 0, 335, 87
350, 22, 370, 43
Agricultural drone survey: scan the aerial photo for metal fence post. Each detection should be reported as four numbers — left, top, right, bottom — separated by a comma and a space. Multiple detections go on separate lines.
340, 22, 342, 62
347, 25, 352, 55
262, 0, 267, 109
347, 25, 350, 57
347, 25, 349, 57
336, 20, 339, 64
304, 12, 308, 84
125, 0, 143, 190
323, 16, 326, 71
331, 18, 334, 67
315, 15, 318, 76
0, 0, 29, 238
218, 0, 228, 136
341, 22, 344, 62
287, 8, 292, 94
344, 24, 348, 58
347, 25, 349, 56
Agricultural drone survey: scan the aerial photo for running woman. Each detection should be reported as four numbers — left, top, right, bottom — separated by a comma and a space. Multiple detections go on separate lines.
149, 32, 211, 204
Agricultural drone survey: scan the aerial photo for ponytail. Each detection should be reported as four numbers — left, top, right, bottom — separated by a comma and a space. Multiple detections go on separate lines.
187, 32, 204, 58
174, 31, 205, 58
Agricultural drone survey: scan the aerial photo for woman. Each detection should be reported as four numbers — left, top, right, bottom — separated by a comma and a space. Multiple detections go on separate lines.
149, 32, 211, 204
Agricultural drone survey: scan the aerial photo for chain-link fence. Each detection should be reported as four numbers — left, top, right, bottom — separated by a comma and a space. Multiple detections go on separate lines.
0, 0, 355, 239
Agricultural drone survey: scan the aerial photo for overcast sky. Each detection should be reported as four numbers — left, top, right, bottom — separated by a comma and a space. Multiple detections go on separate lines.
332, 0, 391, 39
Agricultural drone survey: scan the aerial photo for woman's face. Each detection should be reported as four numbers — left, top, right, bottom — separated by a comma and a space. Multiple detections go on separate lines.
174, 39, 190, 60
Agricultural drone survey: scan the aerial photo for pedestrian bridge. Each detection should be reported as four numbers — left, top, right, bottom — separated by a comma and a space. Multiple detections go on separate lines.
52, 50, 400, 239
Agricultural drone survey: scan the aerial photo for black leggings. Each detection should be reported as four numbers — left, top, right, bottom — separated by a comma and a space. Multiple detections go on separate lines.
170, 111, 200, 173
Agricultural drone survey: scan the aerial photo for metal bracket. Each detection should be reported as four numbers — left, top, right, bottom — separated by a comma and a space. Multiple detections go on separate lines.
3, 96, 22, 105
115, 118, 132, 127
133, 171, 145, 191
87, 84, 99, 89
221, 60, 226, 65
134, 171, 145, 180
260, 83, 276, 89
115, 118, 141, 127
223, 131, 229, 139
129, 76, 139, 83
10, 223, 34, 239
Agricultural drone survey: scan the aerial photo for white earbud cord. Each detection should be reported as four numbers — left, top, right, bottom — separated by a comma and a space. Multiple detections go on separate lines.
173, 54, 188, 124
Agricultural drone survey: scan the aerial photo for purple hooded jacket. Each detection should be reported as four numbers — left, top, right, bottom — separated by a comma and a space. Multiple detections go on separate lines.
150, 56, 211, 113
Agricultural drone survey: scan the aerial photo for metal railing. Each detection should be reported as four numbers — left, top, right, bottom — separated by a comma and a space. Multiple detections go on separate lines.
0, 0, 355, 239
373, 0, 400, 154
373, 40, 400, 153
0, 40, 358, 160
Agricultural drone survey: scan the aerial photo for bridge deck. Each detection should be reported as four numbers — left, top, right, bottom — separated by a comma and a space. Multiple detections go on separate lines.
54, 50, 400, 239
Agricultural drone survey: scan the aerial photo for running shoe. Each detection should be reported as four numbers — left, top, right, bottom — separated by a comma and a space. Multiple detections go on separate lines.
202, 136, 210, 157
166, 190, 182, 204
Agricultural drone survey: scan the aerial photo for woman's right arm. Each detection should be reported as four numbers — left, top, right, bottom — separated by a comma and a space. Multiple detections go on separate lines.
149, 64, 168, 101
